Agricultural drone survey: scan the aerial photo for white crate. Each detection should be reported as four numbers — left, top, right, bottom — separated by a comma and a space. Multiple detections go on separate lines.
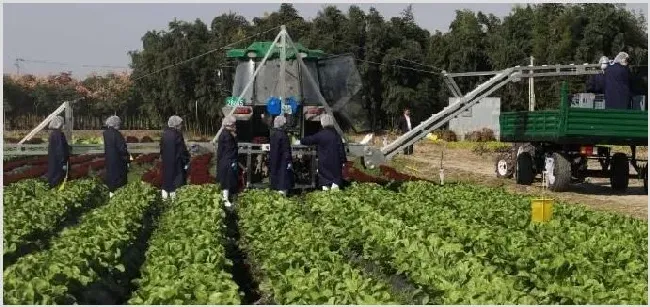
571, 93, 595, 109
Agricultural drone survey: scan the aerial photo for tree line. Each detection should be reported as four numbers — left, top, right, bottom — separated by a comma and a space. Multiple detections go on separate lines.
4, 3, 647, 133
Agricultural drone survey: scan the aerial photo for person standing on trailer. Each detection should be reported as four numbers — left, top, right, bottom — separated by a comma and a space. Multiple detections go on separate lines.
217, 115, 239, 207
587, 56, 609, 94
604, 52, 633, 109
160, 115, 190, 200
269, 115, 293, 195
396, 107, 414, 155
296, 114, 347, 191
46, 115, 70, 189
103, 115, 130, 198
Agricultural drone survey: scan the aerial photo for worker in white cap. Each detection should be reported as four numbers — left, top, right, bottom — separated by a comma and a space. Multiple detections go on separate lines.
46, 115, 70, 188
217, 115, 239, 207
604, 52, 632, 109
587, 56, 609, 94
160, 115, 190, 200
295, 114, 346, 191
269, 115, 293, 195
103, 115, 129, 198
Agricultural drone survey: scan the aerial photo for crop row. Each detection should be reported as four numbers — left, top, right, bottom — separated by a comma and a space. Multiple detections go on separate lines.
188, 153, 215, 185
129, 185, 239, 304
299, 182, 647, 305
3, 179, 107, 259
3, 154, 103, 185
304, 188, 535, 304
392, 181, 647, 304
2, 179, 49, 207
3, 181, 160, 304
238, 190, 398, 304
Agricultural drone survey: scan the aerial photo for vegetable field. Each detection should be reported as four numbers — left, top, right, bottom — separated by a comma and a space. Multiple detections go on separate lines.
3, 173, 647, 305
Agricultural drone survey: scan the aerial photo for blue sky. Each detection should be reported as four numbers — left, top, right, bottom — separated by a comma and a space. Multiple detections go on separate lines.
3, 2, 648, 78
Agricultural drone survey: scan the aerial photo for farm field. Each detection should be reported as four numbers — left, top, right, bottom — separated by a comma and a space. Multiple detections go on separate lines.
2, 130, 648, 304
2, 167, 647, 304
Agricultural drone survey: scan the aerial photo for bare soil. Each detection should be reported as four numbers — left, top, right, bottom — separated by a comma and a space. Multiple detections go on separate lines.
391, 141, 648, 220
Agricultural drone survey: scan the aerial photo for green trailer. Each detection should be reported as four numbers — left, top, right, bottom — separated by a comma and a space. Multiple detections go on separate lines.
496, 82, 648, 193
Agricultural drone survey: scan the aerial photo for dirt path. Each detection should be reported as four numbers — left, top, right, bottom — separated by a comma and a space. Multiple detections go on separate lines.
391, 142, 648, 220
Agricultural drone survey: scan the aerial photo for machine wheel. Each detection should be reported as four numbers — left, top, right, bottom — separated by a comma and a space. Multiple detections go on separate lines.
610, 152, 629, 192
545, 152, 572, 192
495, 152, 514, 178
516, 152, 535, 185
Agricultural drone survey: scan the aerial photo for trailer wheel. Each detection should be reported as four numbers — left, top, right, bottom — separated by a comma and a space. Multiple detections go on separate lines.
516, 152, 534, 185
546, 153, 571, 192
642, 166, 647, 194
610, 153, 629, 192
495, 152, 514, 178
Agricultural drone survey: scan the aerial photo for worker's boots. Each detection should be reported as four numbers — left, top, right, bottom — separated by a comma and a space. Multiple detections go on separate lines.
222, 189, 233, 208
161, 190, 176, 201
321, 184, 340, 191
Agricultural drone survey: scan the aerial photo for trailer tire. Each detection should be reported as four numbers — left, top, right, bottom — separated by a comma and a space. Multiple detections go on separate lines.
495, 152, 514, 178
610, 153, 629, 192
642, 166, 647, 194
516, 152, 534, 185
546, 152, 571, 192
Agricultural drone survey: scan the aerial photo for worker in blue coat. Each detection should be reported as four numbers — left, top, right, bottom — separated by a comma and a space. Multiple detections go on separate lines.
103, 115, 129, 198
46, 115, 70, 188
269, 115, 293, 195
604, 52, 633, 109
217, 115, 239, 207
296, 114, 347, 190
160, 115, 190, 200
587, 56, 609, 94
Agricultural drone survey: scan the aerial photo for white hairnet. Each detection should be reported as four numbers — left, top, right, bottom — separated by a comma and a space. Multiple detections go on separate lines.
48, 116, 64, 130
168, 115, 183, 129
105, 115, 121, 129
273, 116, 286, 128
320, 114, 334, 128
614, 52, 629, 64
222, 115, 236, 128
598, 56, 609, 64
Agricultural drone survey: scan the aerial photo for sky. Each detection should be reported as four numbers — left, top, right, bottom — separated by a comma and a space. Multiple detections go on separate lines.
3, 2, 648, 78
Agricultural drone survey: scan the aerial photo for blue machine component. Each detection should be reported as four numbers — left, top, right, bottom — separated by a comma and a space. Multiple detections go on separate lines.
266, 96, 282, 115
266, 96, 299, 115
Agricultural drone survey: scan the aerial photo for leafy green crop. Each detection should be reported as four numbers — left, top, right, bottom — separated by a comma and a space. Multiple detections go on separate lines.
238, 190, 398, 304
129, 185, 241, 305
395, 181, 648, 304
3, 179, 107, 256
2, 179, 49, 209
305, 187, 537, 304
3, 181, 159, 304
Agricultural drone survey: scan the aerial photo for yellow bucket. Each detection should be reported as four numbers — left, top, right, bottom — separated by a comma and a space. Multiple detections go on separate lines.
531, 198, 554, 223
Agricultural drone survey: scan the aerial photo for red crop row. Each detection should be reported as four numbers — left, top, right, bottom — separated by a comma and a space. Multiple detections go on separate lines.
3, 154, 105, 185
4, 154, 100, 173
343, 162, 388, 185
141, 161, 163, 189
69, 158, 106, 180
124, 136, 156, 143
4, 156, 43, 172
379, 165, 423, 181
188, 153, 214, 185
133, 153, 159, 164
3, 165, 49, 185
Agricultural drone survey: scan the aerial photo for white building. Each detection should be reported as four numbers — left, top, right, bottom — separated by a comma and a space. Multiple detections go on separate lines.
448, 97, 501, 140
